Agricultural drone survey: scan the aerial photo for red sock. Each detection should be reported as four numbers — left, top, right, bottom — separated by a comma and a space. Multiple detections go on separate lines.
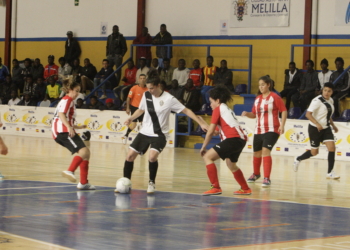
68, 156, 83, 173
79, 160, 89, 184
253, 157, 262, 175
263, 156, 272, 179
233, 169, 249, 190
206, 163, 220, 188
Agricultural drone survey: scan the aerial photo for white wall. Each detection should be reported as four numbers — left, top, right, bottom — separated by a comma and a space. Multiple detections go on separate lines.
15, 0, 137, 38
146, 0, 305, 37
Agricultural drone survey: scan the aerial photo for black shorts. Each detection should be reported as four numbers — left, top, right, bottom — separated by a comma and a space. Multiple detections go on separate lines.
130, 133, 167, 155
130, 105, 144, 122
253, 132, 279, 152
55, 133, 86, 154
213, 137, 246, 163
308, 124, 334, 149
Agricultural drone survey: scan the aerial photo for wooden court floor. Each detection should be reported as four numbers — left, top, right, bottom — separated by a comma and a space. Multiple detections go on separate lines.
1, 134, 350, 249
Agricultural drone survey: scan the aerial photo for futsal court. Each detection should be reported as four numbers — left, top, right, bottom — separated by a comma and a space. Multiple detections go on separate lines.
1, 134, 350, 250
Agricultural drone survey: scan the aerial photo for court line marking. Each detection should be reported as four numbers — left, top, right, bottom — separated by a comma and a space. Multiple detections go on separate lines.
0, 231, 73, 250
192, 235, 350, 250
0, 189, 113, 197
221, 223, 291, 231
3, 180, 350, 210
0, 185, 76, 191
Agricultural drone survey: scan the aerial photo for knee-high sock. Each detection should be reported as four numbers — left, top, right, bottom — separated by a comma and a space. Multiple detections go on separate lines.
149, 161, 158, 183
68, 156, 83, 172
79, 160, 89, 184
253, 157, 262, 175
206, 163, 220, 188
233, 168, 249, 190
123, 161, 134, 179
125, 128, 132, 137
328, 151, 335, 173
263, 156, 272, 179
297, 150, 312, 161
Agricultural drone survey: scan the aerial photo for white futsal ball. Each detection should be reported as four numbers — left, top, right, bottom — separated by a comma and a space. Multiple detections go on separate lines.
116, 177, 132, 193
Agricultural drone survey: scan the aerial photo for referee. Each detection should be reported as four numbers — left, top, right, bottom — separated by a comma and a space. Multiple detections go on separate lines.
293, 82, 339, 179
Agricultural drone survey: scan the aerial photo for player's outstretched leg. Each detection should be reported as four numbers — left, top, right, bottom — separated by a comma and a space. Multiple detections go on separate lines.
62, 155, 83, 183
115, 148, 138, 193
293, 150, 312, 172
226, 159, 251, 195
202, 149, 222, 196
76, 147, 95, 190
324, 141, 340, 179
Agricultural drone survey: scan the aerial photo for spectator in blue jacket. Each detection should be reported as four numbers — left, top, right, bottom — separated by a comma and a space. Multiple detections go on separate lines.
0, 57, 9, 83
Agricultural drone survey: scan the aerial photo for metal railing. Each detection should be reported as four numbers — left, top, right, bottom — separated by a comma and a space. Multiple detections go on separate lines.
132, 44, 253, 93
85, 43, 253, 100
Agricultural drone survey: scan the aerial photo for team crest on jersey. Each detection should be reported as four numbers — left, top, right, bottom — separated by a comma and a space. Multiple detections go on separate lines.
159, 100, 164, 106
233, 0, 248, 21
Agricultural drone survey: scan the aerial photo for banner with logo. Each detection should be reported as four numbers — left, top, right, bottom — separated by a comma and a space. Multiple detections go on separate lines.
335, 0, 350, 26
0, 106, 176, 148
230, 0, 290, 28
239, 117, 350, 161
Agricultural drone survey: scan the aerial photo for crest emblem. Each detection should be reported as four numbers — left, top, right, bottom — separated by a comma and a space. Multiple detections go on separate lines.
160, 100, 164, 106
234, 0, 248, 22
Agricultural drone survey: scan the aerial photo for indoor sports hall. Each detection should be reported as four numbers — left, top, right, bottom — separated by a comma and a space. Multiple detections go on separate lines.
1, 1, 350, 250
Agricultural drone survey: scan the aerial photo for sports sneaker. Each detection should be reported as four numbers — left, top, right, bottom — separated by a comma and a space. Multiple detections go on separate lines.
147, 181, 156, 194
326, 171, 340, 179
293, 157, 300, 172
62, 171, 76, 183
121, 136, 127, 145
202, 186, 222, 196
234, 188, 252, 195
77, 182, 96, 190
0, 172, 4, 180
261, 178, 271, 188
247, 173, 261, 183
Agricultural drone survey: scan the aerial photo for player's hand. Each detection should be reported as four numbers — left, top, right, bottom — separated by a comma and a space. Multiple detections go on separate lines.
278, 126, 284, 134
0, 123, 3, 128
316, 123, 323, 132
0, 144, 8, 155
241, 111, 247, 116
124, 118, 132, 126
333, 125, 338, 133
77, 125, 87, 129
68, 126, 75, 138
200, 148, 206, 157
200, 123, 209, 132
126, 109, 130, 115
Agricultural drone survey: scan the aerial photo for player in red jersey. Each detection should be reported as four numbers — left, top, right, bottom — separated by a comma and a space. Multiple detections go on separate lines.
200, 85, 251, 195
242, 76, 287, 187
52, 80, 95, 190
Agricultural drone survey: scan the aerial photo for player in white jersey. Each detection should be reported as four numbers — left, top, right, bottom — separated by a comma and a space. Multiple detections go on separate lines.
293, 82, 339, 179
0, 123, 8, 179
117, 77, 208, 194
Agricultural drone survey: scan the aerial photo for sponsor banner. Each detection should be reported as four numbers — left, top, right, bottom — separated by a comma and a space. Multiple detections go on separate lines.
335, 0, 350, 26
239, 116, 350, 161
230, 0, 290, 28
0, 106, 175, 148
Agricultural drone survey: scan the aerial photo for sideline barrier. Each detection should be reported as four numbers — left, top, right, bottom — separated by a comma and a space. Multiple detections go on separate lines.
0, 106, 176, 148
175, 114, 350, 161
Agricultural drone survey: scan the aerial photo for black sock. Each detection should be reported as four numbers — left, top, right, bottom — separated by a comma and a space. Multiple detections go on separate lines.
297, 150, 313, 161
123, 161, 134, 179
149, 161, 158, 184
328, 151, 335, 174
125, 128, 132, 137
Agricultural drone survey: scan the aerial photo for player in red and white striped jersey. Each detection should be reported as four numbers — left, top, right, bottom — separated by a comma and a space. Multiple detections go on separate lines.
52, 81, 95, 190
242, 76, 287, 188
200, 85, 251, 195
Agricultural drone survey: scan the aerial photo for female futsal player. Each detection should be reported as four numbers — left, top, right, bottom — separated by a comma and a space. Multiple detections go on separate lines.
293, 82, 339, 179
52, 80, 95, 190
120, 77, 208, 194
0, 123, 8, 179
200, 85, 251, 195
242, 76, 287, 187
